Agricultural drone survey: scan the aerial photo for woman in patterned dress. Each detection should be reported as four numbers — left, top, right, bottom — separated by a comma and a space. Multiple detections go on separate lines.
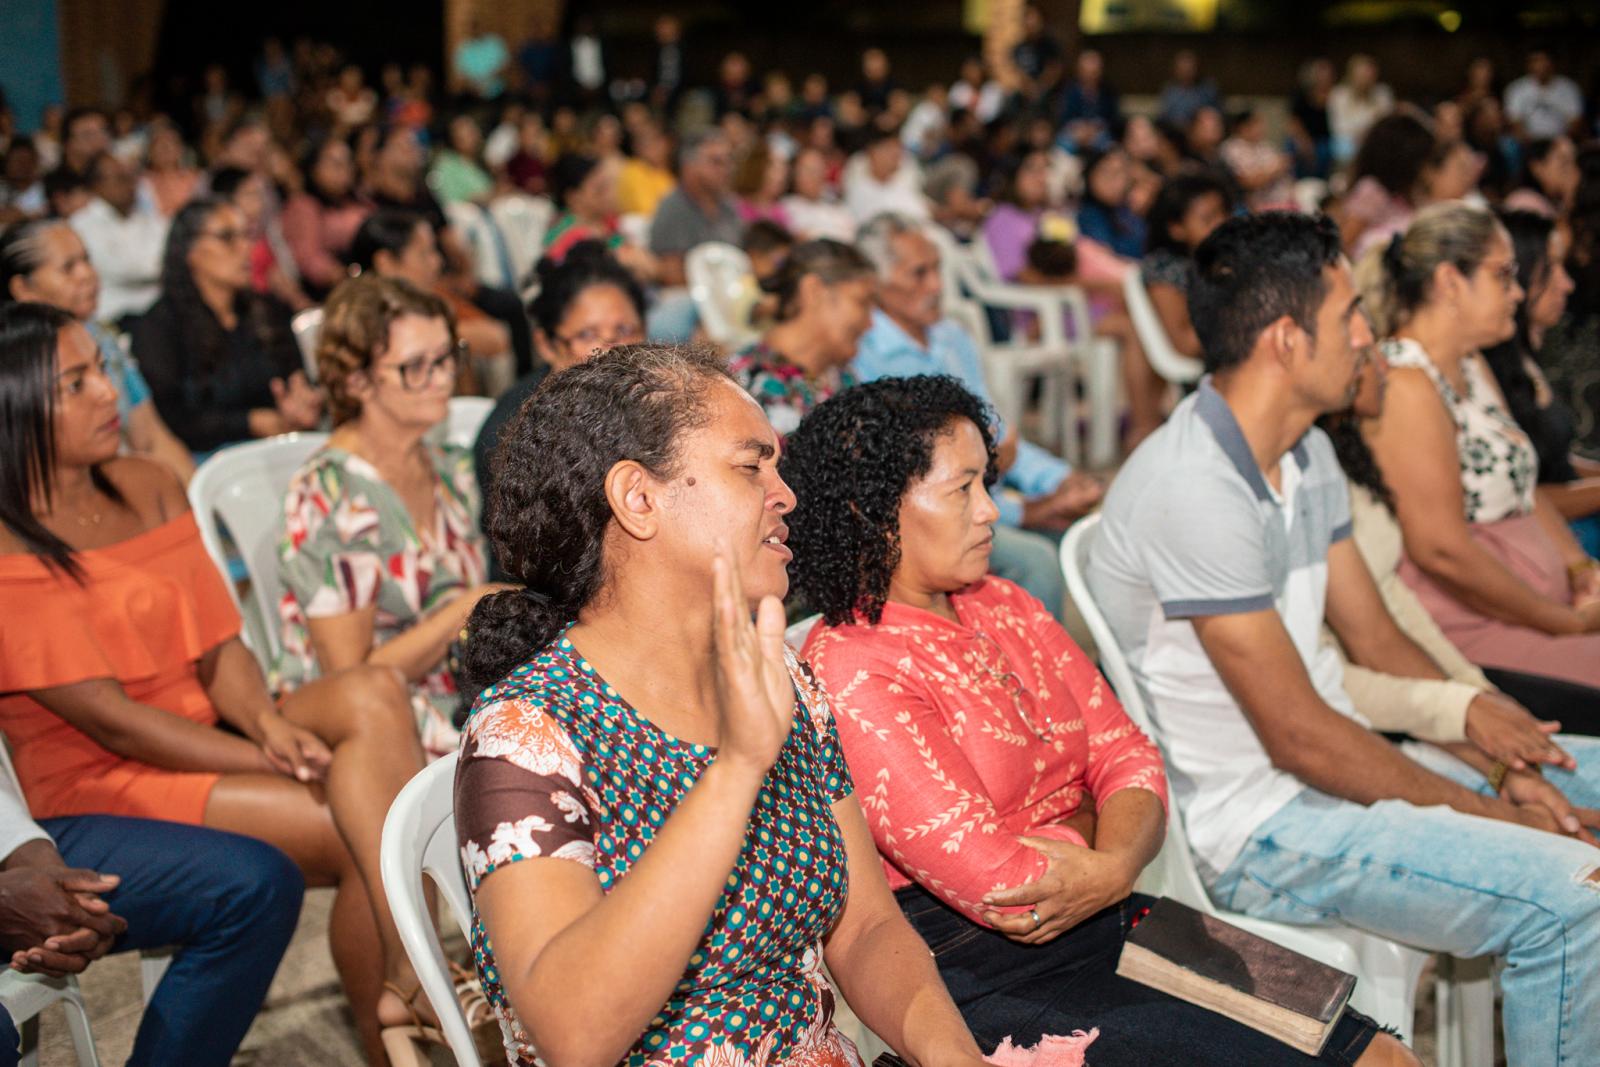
455, 343, 987, 1067
778, 375, 1410, 1067
727, 240, 875, 440
272, 274, 510, 757
1356, 201, 1600, 687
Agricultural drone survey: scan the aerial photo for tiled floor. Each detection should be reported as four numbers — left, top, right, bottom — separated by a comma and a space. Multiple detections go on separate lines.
33, 883, 1498, 1066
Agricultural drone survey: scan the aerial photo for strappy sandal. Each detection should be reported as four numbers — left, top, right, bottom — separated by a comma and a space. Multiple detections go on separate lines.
447, 961, 506, 1062
380, 980, 446, 1067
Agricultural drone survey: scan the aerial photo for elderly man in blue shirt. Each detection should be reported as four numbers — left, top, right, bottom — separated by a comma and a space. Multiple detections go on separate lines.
853, 212, 1103, 618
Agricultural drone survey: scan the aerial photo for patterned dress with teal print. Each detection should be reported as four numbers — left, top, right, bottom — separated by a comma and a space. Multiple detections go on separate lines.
453, 633, 864, 1067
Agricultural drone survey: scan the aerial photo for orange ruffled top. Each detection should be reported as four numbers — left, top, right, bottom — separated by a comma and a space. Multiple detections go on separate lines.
0, 513, 239, 823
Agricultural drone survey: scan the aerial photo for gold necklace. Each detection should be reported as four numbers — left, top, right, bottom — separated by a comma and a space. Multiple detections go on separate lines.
74, 509, 103, 527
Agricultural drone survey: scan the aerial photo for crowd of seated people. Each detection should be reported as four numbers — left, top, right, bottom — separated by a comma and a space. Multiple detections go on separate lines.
1, 11, 1600, 1066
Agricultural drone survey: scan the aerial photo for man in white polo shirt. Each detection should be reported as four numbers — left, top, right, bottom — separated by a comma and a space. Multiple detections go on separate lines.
1088, 212, 1600, 1064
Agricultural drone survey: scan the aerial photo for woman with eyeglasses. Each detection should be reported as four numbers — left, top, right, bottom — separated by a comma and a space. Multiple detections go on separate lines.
271, 275, 508, 757
473, 241, 646, 515
1356, 201, 1600, 687
779, 375, 1409, 1067
130, 195, 322, 453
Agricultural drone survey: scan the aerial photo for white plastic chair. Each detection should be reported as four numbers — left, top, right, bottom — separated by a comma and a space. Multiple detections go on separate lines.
290, 306, 323, 384
489, 194, 555, 289
1060, 515, 1493, 1062
685, 242, 757, 349
3, 972, 99, 1067
924, 225, 1119, 468
1122, 267, 1202, 386
188, 433, 330, 662
784, 614, 820, 650
380, 751, 485, 1067
444, 396, 495, 450
445, 201, 513, 291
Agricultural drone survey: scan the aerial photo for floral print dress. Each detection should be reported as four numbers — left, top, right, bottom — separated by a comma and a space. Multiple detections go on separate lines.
454, 634, 865, 1067
272, 443, 486, 756
1383, 339, 1537, 523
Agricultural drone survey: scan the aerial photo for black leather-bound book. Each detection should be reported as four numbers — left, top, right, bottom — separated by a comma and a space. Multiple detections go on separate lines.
1116, 897, 1357, 1055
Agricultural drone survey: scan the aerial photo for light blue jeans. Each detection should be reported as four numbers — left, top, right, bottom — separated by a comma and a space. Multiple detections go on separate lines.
1210, 738, 1600, 1066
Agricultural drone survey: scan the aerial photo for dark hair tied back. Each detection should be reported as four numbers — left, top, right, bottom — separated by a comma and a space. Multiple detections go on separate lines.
1383, 232, 1406, 280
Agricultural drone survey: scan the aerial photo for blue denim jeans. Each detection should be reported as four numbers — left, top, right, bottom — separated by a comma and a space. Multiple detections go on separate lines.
895, 884, 1380, 1065
1210, 738, 1600, 1066
0, 816, 304, 1067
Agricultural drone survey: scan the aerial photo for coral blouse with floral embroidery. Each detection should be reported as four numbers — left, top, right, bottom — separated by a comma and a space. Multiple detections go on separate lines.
454, 635, 864, 1067
802, 576, 1167, 926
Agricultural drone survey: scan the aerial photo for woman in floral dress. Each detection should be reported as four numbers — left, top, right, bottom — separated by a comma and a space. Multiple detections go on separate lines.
454, 344, 987, 1067
1357, 202, 1600, 686
273, 275, 507, 756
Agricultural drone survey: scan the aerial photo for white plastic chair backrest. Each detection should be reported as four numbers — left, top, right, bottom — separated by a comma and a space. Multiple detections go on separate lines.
291, 306, 323, 383
489, 194, 555, 289
1059, 515, 1215, 911
943, 300, 988, 351
919, 223, 975, 313
446, 395, 495, 450
617, 212, 651, 248
380, 751, 484, 1067
685, 242, 754, 346
444, 200, 511, 290
1122, 267, 1202, 385
188, 433, 329, 661
785, 614, 820, 650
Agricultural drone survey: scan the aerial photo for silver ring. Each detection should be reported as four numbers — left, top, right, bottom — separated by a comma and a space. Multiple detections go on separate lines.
1029, 908, 1042, 928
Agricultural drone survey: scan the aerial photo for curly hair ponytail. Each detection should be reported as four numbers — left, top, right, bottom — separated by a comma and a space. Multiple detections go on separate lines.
461, 342, 733, 696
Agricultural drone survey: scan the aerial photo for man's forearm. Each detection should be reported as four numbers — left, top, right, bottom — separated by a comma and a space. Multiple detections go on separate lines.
1, 840, 65, 873
1279, 706, 1498, 820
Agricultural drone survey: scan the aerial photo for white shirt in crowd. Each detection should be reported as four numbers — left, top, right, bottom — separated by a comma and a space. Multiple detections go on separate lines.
842, 154, 929, 223
1328, 82, 1394, 155
1504, 74, 1584, 140
70, 197, 170, 323
949, 79, 1006, 124
901, 100, 948, 159
780, 195, 858, 243
0, 749, 49, 866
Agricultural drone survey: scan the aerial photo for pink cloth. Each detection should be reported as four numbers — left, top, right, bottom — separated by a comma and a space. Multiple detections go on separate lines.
988, 1032, 1099, 1067
801, 577, 1168, 927
1399, 512, 1600, 687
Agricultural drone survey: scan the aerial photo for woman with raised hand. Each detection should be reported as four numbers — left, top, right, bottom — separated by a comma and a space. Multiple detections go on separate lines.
0, 302, 434, 1065
455, 343, 986, 1067
780, 374, 1413, 1067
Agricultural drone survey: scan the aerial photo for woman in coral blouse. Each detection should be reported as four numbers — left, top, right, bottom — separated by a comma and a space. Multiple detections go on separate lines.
780, 375, 1411, 1067
0, 302, 443, 1065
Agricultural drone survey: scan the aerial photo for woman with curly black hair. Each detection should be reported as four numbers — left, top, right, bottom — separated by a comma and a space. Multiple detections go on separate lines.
130, 195, 321, 452
454, 344, 985, 1067
780, 374, 1408, 1067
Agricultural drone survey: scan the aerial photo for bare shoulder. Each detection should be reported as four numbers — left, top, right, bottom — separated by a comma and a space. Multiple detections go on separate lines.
101, 456, 191, 522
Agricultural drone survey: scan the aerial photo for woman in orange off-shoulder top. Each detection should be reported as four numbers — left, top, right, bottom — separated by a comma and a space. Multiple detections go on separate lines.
0, 302, 447, 1066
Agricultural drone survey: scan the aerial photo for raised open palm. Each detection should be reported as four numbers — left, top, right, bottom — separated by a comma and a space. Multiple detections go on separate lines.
710, 548, 795, 776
